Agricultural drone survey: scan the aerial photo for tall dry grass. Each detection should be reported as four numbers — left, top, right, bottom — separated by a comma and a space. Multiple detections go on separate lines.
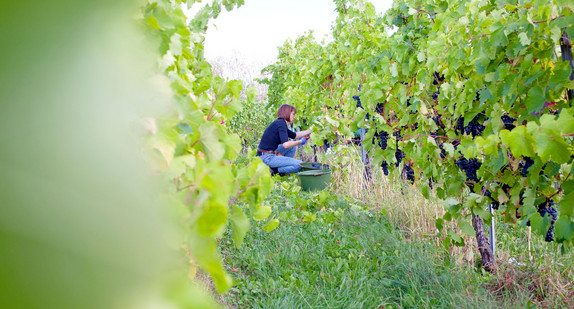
310, 144, 476, 265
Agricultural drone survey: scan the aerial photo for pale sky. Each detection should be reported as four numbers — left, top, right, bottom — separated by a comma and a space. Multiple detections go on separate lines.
199, 0, 394, 65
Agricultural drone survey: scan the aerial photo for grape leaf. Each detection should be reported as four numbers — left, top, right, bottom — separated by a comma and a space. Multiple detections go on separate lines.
529, 212, 550, 237
518, 32, 531, 46
188, 232, 233, 293
555, 216, 574, 242
549, 61, 573, 90
197, 201, 228, 236
458, 219, 475, 236
555, 108, 574, 134
560, 191, 574, 217
262, 219, 279, 232
230, 205, 250, 248
535, 128, 570, 164
253, 204, 272, 221
199, 124, 225, 162
525, 85, 545, 114
501, 126, 535, 157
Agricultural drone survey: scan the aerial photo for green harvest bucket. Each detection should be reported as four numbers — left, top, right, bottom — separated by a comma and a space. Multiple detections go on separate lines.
297, 170, 332, 191
300, 162, 331, 171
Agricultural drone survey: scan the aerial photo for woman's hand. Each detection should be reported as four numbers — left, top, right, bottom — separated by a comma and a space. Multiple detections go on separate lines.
295, 129, 312, 139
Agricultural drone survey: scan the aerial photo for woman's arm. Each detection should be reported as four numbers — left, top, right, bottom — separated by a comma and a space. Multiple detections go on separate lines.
282, 139, 305, 149
295, 129, 312, 139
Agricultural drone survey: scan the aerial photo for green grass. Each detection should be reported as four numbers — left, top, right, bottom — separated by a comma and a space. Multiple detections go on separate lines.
220, 188, 513, 309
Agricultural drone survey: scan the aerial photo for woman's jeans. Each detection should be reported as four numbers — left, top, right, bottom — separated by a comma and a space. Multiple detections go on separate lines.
260, 145, 302, 174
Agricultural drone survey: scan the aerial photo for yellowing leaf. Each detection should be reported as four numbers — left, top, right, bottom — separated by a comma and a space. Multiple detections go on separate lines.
262, 219, 279, 232
253, 204, 272, 221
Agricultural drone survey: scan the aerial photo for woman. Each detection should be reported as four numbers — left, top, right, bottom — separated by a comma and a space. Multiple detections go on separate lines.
256, 104, 312, 175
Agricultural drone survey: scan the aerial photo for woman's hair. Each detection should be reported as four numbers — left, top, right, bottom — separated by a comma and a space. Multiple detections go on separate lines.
277, 104, 296, 120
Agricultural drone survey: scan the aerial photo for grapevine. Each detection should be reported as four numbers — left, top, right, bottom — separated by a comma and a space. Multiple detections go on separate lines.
263, 0, 574, 271
143, 0, 274, 293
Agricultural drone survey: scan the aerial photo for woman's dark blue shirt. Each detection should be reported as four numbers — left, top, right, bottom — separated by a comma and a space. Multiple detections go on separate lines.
256, 119, 296, 155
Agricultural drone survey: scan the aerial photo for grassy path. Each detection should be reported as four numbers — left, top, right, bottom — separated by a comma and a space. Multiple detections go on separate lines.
219, 193, 507, 308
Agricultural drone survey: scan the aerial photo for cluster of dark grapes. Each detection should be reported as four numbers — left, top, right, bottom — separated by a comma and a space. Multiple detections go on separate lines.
432, 89, 440, 101
395, 149, 405, 167
432, 72, 445, 85
527, 200, 558, 242
375, 102, 384, 114
520, 157, 534, 177
381, 161, 389, 176
432, 114, 444, 129
538, 203, 558, 242
374, 130, 391, 175
402, 163, 415, 183
501, 114, 516, 130
431, 72, 444, 100
353, 95, 362, 109
378, 131, 389, 150
455, 157, 482, 182
393, 130, 404, 167
455, 116, 485, 138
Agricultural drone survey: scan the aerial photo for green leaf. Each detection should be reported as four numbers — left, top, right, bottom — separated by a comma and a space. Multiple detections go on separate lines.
535, 128, 571, 164
501, 126, 535, 157
518, 32, 531, 46
490, 28, 508, 47
559, 191, 574, 217
177, 122, 194, 135
442, 198, 459, 208
563, 180, 574, 195
197, 201, 228, 236
390, 62, 398, 77
227, 80, 243, 98
230, 205, 250, 249
169, 33, 183, 56
199, 124, 225, 162
555, 108, 574, 135
166, 155, 195, 178
478, 88, 491, 104
548, 61, 573, 90
525, 85, 545, 114
436, 218, 444, 231
530, 212, 550, 237
253, 204, 272, 221
262, 218, 279, 232
552, 14, 574, 29
188, 233, 233, 293
448, 230, 465, 247
421, 185, 430, 199
555, 216, 574, 242
458, 219, 475, 236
